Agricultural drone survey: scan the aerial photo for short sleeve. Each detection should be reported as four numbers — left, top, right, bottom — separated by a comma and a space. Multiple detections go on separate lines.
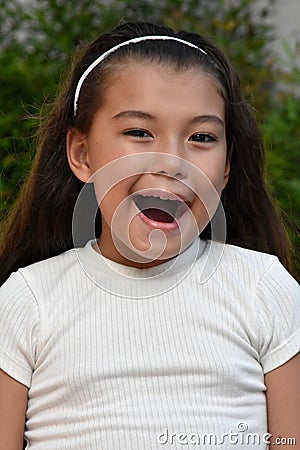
0, 271, 39, 387
257, 259, 300, 374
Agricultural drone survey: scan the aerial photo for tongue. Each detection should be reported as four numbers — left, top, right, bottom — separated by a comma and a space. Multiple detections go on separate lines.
142, 208, 174, 223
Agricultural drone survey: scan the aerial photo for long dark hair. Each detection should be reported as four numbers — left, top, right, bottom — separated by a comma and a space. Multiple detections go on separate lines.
0, 21, 292, 285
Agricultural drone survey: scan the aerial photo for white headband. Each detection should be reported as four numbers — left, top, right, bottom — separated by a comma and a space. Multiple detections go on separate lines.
73, 35, 207, 116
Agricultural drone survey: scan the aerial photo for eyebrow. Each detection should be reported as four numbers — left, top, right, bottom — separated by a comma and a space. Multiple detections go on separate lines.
112, 110, 224, 127
190, 114, 224, 128
112, 110, 155, 121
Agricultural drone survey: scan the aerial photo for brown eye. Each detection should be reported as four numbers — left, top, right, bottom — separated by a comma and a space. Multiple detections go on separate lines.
189, 133, 216, 143
124, 129, 152, 138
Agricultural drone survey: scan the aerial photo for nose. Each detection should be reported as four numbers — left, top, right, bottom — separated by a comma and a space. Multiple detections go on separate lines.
156, 167, 185, 179
150, 148, 188, 180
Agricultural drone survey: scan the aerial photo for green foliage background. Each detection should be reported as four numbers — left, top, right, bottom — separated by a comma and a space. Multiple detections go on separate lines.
0, 0, 299, 279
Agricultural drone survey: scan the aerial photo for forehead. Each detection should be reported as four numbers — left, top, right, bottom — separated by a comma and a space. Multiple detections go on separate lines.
98, 61, 224, 119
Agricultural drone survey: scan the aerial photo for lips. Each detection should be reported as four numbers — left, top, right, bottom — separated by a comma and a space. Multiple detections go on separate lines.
133, 194, 190, 224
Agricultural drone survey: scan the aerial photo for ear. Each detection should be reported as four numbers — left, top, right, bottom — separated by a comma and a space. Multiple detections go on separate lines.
66, 128, 91, 183
222, 145, 232, 189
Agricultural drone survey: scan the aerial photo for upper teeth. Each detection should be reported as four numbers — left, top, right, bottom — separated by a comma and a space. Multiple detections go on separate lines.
140, 194, 181, 202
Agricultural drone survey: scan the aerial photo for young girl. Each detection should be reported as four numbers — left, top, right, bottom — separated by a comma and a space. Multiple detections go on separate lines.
0, 21, 299, 449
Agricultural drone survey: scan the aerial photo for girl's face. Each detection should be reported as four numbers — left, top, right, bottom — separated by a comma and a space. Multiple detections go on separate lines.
67, 62, 230, 268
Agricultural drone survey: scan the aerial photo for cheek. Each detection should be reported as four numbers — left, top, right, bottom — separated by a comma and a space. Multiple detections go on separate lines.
86, 134, 121, 174
212, 169, 227, 193
189, 154, 227, 227
192, 154, 227, 193
89, 153, 114, 175
94, 175, 140, 222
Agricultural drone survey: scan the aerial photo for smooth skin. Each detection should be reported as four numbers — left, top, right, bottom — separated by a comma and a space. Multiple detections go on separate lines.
0, 369, 27, 449
265, 352, 300, 447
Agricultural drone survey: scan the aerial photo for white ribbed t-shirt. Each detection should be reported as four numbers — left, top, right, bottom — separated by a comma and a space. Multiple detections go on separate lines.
0, 239, 299, 449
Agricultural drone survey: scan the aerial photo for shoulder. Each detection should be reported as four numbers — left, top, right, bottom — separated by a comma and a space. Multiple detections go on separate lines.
199, 240, 299, 302
0, 245, 91, 364
0, 269, 42, 388
218, 242, 299, 305
196, 241, 280, 287
225, 243, 298, 288
222, 244, 299, 369
201, 242, 300, 373
21, 245, 79, 273
220, 242, 278, 277
0, 244, 90, 311
16, 245, 85, 292
212, 242, 298, 288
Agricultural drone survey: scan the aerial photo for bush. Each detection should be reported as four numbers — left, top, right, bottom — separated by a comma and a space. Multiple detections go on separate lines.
0, 0, 299, 278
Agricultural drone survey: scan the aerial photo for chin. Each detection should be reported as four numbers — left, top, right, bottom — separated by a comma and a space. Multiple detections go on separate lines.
130, 232, 187, 262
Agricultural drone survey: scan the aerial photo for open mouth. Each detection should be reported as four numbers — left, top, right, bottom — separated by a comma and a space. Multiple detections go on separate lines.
133, 194, 189, 223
